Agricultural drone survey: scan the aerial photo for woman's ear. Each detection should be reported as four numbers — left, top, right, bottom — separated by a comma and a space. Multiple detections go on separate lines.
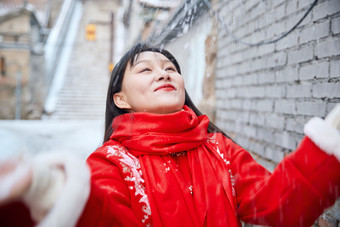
113, 92, 132, 110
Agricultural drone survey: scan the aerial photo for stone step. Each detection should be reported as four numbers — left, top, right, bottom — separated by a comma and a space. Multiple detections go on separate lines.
52, 109, 105, 114
55, 104, 104, 108
46, 115, 104, 120
48, 1, 114, 121
57, 93, 106, 98
55, 105, 105, 110
56, 99, 105, 103
56, 97, 105, 101
55, 106, 105, 110
53, 111, 104, 116
54, 111, 104, 114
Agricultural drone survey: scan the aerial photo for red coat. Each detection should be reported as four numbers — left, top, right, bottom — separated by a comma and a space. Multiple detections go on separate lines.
1, 106, 339, 226
77, 135, 339, 227
77, 106, 340, 226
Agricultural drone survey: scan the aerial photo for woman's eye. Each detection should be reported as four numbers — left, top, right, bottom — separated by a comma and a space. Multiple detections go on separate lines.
140, 68, 151, 73
166, 67, 176, 72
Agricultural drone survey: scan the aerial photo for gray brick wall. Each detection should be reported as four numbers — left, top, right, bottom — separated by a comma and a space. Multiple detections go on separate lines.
215, 0, 340, 171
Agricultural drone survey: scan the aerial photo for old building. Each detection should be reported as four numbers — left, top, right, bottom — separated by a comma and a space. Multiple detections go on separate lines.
0, 4, 46, 119
0, 0, 77, 119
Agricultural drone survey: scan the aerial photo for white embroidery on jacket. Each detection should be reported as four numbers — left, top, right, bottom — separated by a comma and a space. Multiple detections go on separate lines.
207, 134, 218, 144
207, 135, 236, 197
105, 145, 151, 224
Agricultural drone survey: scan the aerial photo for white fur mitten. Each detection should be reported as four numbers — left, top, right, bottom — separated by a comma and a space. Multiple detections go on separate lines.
23, 152, 90, 227
304, 104, 340, 162
325, 104, 340, 131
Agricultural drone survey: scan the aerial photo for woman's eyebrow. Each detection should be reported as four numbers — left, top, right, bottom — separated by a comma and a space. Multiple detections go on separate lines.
131, 59, 172, 70
131, 60, 150, 69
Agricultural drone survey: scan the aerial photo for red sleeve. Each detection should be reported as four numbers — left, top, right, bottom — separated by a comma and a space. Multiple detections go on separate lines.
76, 150, 143, 227
0, 201, 35, 227
224, 136, 340, 226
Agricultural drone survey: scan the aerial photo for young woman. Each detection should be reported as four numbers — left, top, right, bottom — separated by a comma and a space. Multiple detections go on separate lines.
0, 43, 340, 227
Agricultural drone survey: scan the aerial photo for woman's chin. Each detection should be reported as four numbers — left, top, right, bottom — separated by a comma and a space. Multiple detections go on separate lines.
142, 105, 184, 115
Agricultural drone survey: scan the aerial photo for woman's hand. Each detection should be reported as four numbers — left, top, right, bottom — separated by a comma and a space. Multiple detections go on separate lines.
0, 157, 33, 204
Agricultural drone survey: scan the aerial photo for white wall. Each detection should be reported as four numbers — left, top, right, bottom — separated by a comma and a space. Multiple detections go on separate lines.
166, 13, 212, 105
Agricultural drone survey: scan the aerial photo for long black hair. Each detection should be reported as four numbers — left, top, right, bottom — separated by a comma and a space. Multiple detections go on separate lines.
103, 43, 231, 143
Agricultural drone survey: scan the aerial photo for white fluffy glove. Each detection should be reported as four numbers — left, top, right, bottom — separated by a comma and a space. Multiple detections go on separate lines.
23, 157, 66, 222
325, 104, 340, 131
23, 152, 90, 227
304, 104, 340, 162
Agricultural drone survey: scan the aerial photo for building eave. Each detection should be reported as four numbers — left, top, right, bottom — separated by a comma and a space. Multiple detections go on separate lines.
0, 43, 31, 49
146, 0, 209, 46
0, 4, 42, 29
138, 0, 181, 10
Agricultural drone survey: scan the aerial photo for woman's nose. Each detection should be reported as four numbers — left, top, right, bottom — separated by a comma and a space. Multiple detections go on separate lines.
156, 69, 170, 81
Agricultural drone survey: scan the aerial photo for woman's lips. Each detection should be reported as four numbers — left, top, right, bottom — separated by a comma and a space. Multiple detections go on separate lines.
155, 84, 176, 92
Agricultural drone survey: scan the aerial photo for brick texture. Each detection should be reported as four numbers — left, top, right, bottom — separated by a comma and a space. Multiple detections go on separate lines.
215, 0, 340, 168
214, 1, 340, 222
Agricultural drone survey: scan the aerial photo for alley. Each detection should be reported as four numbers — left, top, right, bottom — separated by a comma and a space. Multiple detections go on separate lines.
0, 0, 120, 159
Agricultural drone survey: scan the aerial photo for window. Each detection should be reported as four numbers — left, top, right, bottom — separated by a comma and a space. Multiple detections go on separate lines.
0, 57, 5, 77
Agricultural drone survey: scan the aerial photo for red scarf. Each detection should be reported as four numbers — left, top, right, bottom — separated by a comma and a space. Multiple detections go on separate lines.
110, 106, 239, 226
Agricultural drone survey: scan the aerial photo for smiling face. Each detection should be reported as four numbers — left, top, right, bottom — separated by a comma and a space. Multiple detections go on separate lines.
113, 51, 186, 114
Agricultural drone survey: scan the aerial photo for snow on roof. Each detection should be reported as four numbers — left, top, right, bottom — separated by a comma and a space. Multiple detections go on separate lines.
0, 0, 48, 26
138, 0, 182, 9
